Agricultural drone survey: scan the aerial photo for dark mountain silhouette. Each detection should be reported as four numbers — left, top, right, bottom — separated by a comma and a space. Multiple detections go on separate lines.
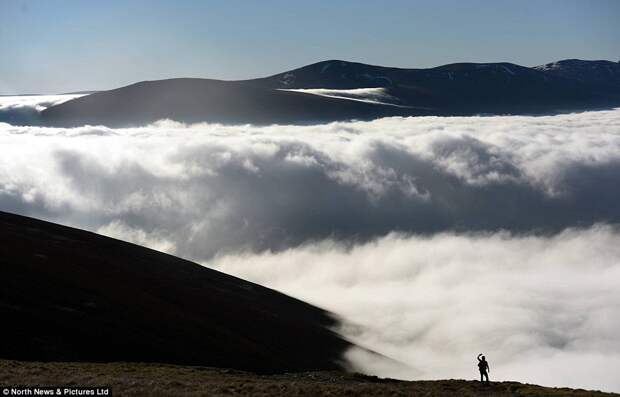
534, 59, 620, 89
0, 211, 351, 373
41, 59, 620, 127
41, 78, 420, 127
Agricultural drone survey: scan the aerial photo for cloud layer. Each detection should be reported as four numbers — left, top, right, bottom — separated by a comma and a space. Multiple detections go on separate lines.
0, 94, 84, 125
1, 108, 620, 260
1, 98, 620, 391
209, 228, 620, 392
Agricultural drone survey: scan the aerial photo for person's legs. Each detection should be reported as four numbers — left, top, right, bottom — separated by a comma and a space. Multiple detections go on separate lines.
483, 372, 489, 384
480, 371, 484, 382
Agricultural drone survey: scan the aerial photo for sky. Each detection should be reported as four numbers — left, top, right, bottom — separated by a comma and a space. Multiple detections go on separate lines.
1, 0, 619, 94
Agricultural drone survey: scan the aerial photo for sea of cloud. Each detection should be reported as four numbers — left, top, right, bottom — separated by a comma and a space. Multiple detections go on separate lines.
1, 95, 619, 391
210, 228, 620, 391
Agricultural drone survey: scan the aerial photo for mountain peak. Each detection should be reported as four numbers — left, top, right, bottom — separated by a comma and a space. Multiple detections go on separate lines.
260, 59, 397, 89
534, 59, 620, 87
39, 58, 620, 127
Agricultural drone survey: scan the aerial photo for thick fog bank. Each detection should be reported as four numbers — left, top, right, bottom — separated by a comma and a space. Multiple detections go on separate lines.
1, 108, 620, 259
209, 228, 620, 392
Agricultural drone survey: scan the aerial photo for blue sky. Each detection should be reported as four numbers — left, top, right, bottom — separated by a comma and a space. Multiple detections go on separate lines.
1, 0, 618, 94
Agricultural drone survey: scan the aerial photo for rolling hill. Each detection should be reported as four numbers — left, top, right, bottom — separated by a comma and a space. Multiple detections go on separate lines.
40, 59, 620, 127
0, 211, 351, 373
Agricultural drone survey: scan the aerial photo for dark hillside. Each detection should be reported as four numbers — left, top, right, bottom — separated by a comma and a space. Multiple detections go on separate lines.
0, 211, 351, 373
41, 78, 420, 127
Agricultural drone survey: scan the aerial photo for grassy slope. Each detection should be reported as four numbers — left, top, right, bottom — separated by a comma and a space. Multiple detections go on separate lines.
0, 211, 349, 373
0, 360, 617, 397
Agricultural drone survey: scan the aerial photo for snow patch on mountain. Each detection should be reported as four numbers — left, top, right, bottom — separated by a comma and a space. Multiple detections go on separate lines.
278, 87, 407, 107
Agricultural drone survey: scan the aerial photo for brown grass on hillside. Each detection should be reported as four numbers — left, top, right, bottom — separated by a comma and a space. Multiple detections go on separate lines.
0, 360, 617, 397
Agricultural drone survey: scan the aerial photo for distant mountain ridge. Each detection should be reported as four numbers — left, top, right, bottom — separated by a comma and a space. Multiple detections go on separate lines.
41, 58, 620, 127
534, 59, 620, 89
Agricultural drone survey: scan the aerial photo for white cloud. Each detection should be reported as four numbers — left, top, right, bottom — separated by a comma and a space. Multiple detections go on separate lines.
2, 108, 620, 259
0, 94, 85, 125
97, 220, 176, 253
0, 94, 84, 112
207, 227, 620, 392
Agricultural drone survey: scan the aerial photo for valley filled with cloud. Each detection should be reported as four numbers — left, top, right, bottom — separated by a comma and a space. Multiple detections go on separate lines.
1, 96, 620, 391
212, 228, 620, 391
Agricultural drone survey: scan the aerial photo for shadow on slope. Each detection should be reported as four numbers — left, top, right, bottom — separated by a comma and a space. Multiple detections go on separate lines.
40, 78, 422, 127
0, 211, 352, 373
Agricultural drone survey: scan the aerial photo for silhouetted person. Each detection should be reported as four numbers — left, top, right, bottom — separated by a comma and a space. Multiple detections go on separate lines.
477, 353, 490, 384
